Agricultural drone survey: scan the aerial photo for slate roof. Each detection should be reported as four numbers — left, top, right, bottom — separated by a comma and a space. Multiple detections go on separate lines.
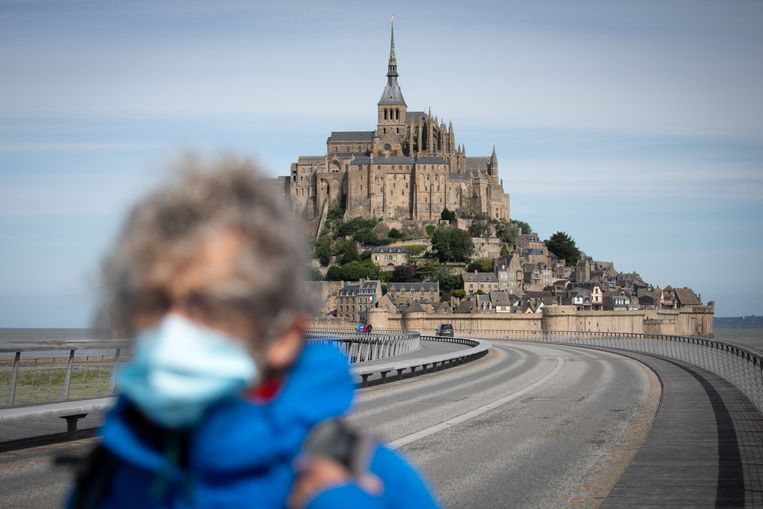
457, 299, 475, 313
448, 173, 469, 181
465, 156, 490, 171
339, 280, 379, 297
415, 156, 447, 165
476, 294, 492, 309
350, 156, 414, 165
522, 248, 546, 256
406, 111, 426, 123
297, 156, 324, 164
434, 302, 451, 313
674, 287, 701, 306
463, 272, 498, 283
403, 301, 426, 313
327, 131, 375, 143
388, 282, 439, 292
490, 291, 513, 307
379, 77, 406, 106
371, 246, 408, 254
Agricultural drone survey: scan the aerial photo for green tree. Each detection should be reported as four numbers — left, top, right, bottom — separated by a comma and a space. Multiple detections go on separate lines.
545, 231, 581, 266
425, 224, 436, 238
405, 244, 428, 257
452, 289, 466, 299
510, 219, 533, 235
500, 244, 510, 256
431, 226, 474, 262
467, 258, 493, 273
325, 266, 344, 281
494, 220, 519, 244
440, 208, 456, 221
337, 217, 379, 237
354, 228, 391, 246
388, 228, 402, 239
341, 260, 380, 280
325, 260, 380, 281
337, 239, 359, 264
314, 235, 333, 266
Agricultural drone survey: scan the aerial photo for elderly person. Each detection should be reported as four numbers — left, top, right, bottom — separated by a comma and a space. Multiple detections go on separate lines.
67, 157, 438, 509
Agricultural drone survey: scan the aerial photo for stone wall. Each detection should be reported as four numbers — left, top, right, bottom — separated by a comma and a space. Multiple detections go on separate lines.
363, 304, 714, 337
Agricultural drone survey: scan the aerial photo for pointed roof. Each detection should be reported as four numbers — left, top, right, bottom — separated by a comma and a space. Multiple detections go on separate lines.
379, 18, 406, 106
387, 17, 398, 78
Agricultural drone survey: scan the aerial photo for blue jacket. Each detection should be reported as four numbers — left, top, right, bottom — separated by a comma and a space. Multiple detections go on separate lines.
78, 342, 439, 509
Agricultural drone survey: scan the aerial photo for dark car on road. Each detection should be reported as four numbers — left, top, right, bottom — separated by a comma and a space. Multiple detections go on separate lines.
436, 323, 454, 337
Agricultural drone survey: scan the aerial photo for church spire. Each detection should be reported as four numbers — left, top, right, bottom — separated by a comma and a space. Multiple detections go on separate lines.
387, 16, 398, 78
378, 16, 406, 107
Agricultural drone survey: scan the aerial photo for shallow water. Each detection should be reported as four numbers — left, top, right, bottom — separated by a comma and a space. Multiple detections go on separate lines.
713, 328, 763, 353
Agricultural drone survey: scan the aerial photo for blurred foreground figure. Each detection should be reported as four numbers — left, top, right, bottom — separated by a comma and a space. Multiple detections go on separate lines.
67, 157, 439, 509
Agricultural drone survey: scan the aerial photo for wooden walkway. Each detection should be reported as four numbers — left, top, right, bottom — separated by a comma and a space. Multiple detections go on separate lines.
602, 352, 763, 508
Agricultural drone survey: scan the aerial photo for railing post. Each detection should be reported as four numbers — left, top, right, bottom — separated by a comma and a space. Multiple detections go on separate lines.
61, 349, 75, 401
110, 348, 121, 394
7, 351, 21, 407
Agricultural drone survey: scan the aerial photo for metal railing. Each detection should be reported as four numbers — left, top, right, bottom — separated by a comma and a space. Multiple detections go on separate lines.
1, 342, 129, 409
306, 329, 421, 363
470, 330, 763, 413
1, 331, 422, 409
352, 335, 490, 385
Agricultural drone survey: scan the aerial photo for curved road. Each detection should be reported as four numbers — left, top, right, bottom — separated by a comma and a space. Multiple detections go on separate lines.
0, 343, 659, 508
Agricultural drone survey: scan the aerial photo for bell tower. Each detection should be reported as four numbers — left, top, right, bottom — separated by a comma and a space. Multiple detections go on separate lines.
377, 17, 407, 138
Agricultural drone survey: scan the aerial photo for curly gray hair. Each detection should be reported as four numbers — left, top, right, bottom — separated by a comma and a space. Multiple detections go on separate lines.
98, 154, 311, 339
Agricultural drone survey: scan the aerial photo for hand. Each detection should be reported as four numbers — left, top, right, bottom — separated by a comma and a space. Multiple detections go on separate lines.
288, 456, 383, 509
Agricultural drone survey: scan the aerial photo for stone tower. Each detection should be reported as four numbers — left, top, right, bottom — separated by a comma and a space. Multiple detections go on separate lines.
375, 19, 407, 156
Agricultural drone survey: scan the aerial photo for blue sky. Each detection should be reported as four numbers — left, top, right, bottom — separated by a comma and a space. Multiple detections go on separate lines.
0, 0, 762, 326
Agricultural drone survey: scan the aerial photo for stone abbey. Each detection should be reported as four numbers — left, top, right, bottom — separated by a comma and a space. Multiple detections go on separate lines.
275, 22, 510, 225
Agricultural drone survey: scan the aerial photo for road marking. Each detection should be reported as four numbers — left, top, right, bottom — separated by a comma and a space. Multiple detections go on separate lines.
389, 354, 566, 448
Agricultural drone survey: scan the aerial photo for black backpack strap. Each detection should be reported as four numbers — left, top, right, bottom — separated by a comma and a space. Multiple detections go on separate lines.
301, 419, 377, 478
65, 443, 121, 509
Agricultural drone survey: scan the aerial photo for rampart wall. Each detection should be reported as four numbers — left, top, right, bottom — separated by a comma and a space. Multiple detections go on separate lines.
355, 305, 714, 337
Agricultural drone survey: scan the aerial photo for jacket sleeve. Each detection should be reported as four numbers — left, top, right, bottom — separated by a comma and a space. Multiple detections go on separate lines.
305, 445, 440, 509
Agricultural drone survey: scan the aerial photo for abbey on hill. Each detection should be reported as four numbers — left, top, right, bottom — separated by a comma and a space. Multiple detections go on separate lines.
273, 21, 510, 224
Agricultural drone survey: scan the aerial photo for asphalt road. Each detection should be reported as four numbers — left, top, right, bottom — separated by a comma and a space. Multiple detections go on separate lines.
0, 343, 659, 508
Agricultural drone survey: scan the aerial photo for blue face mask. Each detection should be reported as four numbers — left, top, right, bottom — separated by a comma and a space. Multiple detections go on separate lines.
117, 314, 258, 428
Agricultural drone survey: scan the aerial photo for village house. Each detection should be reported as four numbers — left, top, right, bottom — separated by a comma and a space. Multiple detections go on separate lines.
337, 279, 381, 322
522, 263, 547, 292
562, 288, 592, 310
370, 246, 409, 270
387, 281, 440, 306
463, 271, 500, 294
515, 232, 545, 252
522, 248, 548, 265
603, 291, 630, 311
494, 254, 523, 293
490, 291, 518, 313
574, 282, 605, 310
673, 287, 702, 309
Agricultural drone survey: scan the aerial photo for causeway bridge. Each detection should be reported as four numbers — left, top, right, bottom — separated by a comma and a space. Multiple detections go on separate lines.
1, 331, 761, 508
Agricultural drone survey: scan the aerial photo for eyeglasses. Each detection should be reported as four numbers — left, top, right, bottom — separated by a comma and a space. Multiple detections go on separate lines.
133, 288, 256, 325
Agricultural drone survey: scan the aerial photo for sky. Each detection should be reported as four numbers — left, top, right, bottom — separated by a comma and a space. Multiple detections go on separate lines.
0, 0, 761, 326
